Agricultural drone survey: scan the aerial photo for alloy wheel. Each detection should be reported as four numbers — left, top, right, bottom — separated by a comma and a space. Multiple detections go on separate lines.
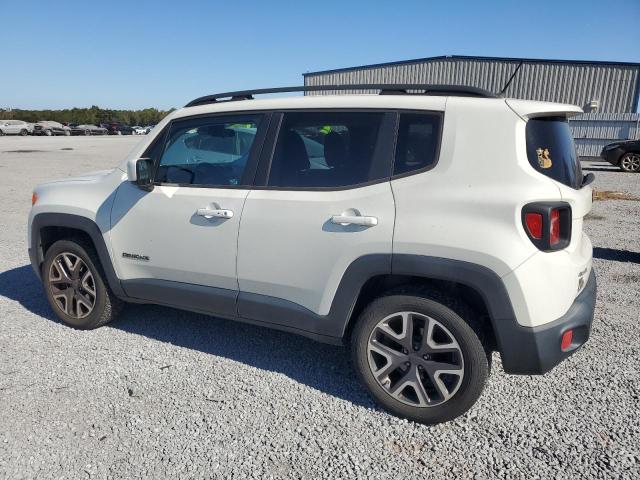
621, 153, 640, 172
367, 311, 464, 407
48, 252, 97, 318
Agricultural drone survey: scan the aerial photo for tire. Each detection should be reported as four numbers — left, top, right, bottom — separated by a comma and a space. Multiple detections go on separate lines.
351, 292, 489, 425
45, 129, 52, 136
42, 239, 123, 329
20, 129, 28, 136
84, 130, 90, 136
0, 130, 5, 136
619, 153, 640, 173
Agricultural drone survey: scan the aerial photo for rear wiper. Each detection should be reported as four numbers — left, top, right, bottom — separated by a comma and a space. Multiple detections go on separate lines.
582, 173, 595, 187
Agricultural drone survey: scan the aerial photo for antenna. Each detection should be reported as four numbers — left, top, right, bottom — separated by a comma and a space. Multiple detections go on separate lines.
499, 61, 524, 96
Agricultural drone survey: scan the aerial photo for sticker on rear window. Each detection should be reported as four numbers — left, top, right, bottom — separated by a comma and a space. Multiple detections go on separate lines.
536, 147, 553, 169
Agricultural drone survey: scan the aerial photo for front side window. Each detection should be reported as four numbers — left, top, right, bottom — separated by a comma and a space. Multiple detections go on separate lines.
268, 112, 385, 188
394, 113, 442, 176
156, 115, 261, 186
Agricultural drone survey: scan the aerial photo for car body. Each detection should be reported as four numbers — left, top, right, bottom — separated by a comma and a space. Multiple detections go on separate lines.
69, 124, 108, 136
28, 85, 596, 424
132, 126, 147, 135
0, 120, 32, 136
103, 123, 134, 135
600, 139, 640, 172
33, 121, 71, 136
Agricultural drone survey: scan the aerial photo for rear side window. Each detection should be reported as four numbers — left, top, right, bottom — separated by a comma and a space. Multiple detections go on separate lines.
525, 117, 582, 189
267, 112, 386, 188
393, 113, 442, 176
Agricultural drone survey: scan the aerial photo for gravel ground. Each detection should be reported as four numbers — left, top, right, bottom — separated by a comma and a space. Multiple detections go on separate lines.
0, 136, 639, 479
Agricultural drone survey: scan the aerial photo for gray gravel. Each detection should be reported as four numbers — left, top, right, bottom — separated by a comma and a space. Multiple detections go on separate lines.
0, 136, 639, 479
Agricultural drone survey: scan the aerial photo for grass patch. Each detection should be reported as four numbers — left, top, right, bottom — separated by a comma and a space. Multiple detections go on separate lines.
592, 190, 640, 201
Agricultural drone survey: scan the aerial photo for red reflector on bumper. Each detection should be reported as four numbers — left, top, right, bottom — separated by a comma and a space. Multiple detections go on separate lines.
561, 330, 573, 351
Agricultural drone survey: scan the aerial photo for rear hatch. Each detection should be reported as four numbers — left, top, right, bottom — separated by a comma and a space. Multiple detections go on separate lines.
508, 99, 593, 294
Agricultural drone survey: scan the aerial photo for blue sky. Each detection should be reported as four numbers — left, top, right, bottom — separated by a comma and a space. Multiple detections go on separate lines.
1, 0, 639, 110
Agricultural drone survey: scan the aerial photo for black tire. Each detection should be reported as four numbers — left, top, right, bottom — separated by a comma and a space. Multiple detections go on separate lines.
20, 129, 28, 136
351, 292, 489, 425
619, 153, 640, 173
42, 239, 123, 329
0, 130, 4, 136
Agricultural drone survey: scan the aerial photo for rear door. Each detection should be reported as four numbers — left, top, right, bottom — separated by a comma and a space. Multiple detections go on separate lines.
236, 110, 396, 324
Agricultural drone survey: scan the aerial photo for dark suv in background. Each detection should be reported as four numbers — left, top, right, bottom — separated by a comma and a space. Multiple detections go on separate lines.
103, 123, 134, 135
601, 139, 640, 172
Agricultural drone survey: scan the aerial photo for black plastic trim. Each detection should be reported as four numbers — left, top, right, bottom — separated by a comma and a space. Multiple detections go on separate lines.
30, 213, 126, 298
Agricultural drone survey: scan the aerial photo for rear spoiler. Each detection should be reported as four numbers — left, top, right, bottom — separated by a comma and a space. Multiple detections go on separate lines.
505, 99, 583, 120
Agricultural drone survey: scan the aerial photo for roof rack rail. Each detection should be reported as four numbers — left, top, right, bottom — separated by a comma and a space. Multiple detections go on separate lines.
184, 84, 497, 107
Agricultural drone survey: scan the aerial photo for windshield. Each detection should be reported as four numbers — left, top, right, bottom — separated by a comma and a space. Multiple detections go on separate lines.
525, 117, 583, 189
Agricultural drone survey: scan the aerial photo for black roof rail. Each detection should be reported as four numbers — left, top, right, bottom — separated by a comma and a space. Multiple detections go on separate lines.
184, 84, 497, 107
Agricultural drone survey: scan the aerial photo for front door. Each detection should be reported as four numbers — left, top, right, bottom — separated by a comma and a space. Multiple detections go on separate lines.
110, 112, 268, 315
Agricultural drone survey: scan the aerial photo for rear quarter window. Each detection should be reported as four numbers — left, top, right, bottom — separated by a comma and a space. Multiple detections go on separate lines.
525, 117, 582, 189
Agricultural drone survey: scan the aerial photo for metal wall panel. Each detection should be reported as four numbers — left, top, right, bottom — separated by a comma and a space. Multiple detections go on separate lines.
570, 113, 640, 157
304, 57, 640, 113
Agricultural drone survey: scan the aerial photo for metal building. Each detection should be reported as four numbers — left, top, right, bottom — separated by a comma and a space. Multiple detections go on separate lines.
303, 55, 640, 113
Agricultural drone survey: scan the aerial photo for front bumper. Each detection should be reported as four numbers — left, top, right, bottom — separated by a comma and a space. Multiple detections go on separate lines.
600, 147, 623, 166
499, 269, 596, 375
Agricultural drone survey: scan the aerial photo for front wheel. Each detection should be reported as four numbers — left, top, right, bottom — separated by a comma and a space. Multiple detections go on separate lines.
42, 239, 123, 329
351, 293, 489, 424
620, 153, 640, 173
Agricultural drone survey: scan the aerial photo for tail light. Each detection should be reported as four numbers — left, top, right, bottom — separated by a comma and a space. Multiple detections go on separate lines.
522, 202, 571, 251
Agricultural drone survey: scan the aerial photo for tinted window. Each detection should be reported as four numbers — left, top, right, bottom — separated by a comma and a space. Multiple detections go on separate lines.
268, 112, 385, 188
394, 113, 442, 176
525, 117, 582, 189
156, 115, 261, 186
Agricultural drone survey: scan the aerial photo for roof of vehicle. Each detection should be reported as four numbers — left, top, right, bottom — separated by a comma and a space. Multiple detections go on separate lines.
171, 93, 582, 123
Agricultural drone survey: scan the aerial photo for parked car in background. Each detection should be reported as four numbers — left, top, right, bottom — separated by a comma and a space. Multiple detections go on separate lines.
103, 123, 134, 135
132, 126, 145, 135
69, 124, 108, 136
143, 125, 155, 134
0, 120, 32, 136
33, 121, 71, 136
601, 139, 640, 172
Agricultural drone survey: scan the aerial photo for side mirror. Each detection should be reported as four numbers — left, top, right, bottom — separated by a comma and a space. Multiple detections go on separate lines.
135, 158, 154, 191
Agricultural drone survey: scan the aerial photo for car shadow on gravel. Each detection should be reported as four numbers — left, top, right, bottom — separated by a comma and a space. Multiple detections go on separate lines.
593, 247, 640, 264
0, 265, 375, 408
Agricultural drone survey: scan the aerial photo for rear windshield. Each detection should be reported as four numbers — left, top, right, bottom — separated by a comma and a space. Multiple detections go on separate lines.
525, 117, 582, 189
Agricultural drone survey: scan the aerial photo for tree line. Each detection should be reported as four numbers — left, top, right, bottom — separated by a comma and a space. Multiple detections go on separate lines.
0, 105, 175, 126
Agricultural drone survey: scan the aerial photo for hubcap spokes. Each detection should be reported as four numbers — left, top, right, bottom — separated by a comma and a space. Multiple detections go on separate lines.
48, 253, 96, 318
622, 154, 640, 171
367, 312, 464, 407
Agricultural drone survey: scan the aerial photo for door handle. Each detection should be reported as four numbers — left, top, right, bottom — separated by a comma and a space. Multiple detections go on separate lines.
331, 214, 378, 227
196, 208, 234, 219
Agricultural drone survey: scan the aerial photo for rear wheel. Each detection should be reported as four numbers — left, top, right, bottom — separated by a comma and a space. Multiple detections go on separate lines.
42, 239, 123, 329
620, 153, 640, 173
351, 293, 489, 424
20, 129, 28, 136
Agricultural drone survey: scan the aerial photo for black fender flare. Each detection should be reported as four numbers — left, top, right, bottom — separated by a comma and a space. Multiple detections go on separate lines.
29, 212, 126, 298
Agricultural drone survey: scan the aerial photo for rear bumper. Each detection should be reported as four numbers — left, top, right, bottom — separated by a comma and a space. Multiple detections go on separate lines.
499, 269, 596, 375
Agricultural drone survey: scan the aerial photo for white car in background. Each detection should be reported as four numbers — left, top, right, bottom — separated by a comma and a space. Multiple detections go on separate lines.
132, 126, 147, 135
0, 120, 32, 136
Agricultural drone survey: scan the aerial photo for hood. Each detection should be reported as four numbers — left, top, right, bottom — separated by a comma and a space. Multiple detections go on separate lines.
38, 168, 117, 185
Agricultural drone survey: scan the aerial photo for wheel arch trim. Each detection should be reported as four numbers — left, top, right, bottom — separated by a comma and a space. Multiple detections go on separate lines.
29, 212, 126, 297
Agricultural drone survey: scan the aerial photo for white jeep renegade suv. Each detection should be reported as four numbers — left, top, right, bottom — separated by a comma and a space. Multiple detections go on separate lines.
28, 84, 596, 424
